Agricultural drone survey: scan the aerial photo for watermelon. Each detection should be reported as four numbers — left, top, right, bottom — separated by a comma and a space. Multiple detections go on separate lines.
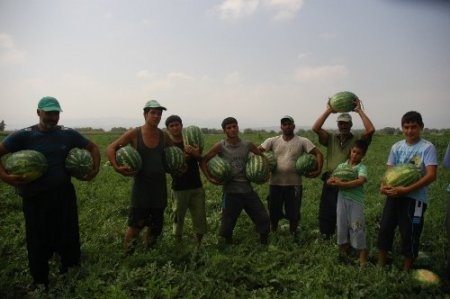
65, 148, 94, 180
328, 91, 357, 112
383, 164, 421, 187
207, 156, 232, 183
295, 153, 316, 176
332, 164, 358, 181
245, 154, 270, 184
183, 126, 205, 153
262, 151, 277, 172
413, 269, 440, 286
164, 146, 186, 174
4, 150, 48, 182
116, 146, 142, 172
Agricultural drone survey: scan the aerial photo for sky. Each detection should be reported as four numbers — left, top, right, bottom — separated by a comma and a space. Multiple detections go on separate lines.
0, 0, 449, 131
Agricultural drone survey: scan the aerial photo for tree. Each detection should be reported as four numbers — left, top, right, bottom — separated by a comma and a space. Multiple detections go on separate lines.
0, 120, 5, 132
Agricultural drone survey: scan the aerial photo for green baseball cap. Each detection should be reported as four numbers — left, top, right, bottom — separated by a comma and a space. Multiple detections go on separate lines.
38, 96, 62, 112
143, 99, 166, 111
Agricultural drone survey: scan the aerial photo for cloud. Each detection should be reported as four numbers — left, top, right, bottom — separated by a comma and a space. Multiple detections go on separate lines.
214, 0, 304, 21
0, 33, 26, 65
294, 65, 349, 81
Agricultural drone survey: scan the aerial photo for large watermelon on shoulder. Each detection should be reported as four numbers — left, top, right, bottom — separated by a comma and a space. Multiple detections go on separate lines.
65, 148, 93, 180
262, 151, 277, 172
328, 91, 357, 112
245, 154, 270, 184
183, 126, 204, 153
164, 146, 186, 174
383, 164, 421, 187
332, 164, 358, 181
207, 156, 232, 183
295, 153, 316, 176
116, 145, 142, 172
4, 150, 48, 182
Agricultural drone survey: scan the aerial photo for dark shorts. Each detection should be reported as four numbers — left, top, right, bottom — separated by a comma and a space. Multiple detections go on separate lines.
268, 185, 303, 224
377, 197, 427, 258
128, 207, 165, 236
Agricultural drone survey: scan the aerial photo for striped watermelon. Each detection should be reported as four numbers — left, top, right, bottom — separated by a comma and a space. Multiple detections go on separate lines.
262, 151, 277, 172
245, 154, 270, 184
383, 164, 421, 187
332, 164, 358, 181
207, 156, 232, 183
4, 150, 48, 182
116, 145, 142, 172
164, 146, 186, 174
65, 148, 93, 180
328, 91, 357, 112
295, 153, 316, 176
183, 126, 204, 153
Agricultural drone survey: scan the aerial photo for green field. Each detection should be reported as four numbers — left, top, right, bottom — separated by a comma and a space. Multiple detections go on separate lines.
1, 132, 449, 298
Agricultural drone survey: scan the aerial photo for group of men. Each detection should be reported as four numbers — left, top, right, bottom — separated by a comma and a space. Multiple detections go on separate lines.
0, 96, 443, 293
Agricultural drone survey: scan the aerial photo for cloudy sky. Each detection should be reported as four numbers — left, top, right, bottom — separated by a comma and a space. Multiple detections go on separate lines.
1, 0, 449, 131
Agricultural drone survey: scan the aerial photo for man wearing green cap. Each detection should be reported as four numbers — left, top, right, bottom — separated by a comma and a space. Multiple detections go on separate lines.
259, 115, 323, 240
0, 96, 101, 293
107, 99, 172, 253
312, 98, 375, 238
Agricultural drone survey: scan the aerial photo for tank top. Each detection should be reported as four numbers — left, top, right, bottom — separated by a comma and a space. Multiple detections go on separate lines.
220, 139, 253, 194
130, 127, 167, 208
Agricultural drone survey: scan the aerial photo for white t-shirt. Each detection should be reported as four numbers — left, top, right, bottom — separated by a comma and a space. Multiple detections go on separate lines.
261, 135, 316, 186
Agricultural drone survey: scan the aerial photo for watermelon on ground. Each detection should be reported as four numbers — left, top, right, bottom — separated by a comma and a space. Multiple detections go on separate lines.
116, 146, 142, 172
65, 148, 94, 180
413, 269, 440, 286
4, 150, 48, 182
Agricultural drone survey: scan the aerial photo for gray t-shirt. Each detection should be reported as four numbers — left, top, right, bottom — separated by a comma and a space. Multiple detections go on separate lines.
261, 135, 316, 186
219, 139, 253, 194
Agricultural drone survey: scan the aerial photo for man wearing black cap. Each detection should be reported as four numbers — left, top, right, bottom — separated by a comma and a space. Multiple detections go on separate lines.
0, 96, 100, 293
259, 115, 323, 239
312, 99, 375, 238
107, 99, 173, 253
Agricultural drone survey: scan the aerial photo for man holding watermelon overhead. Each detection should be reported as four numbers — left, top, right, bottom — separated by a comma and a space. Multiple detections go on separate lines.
259, 115, 323, 240
377, 111, 437, 271
107, 99, 173, 254
0, 96, 100, 293
312, 96, 375, 239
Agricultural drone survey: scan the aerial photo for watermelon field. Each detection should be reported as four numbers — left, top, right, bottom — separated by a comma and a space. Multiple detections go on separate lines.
1, 131, 449, 298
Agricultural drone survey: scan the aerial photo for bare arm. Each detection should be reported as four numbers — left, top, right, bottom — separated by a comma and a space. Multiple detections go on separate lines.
306, 147, 323, 178
328, 175, 366, 189
0, 143, 26, 186
354, 99, 375, 141
200, 142, 222, 185
312, 104, 334, 146
82, 140, 101, 181
106, 128, 138, 176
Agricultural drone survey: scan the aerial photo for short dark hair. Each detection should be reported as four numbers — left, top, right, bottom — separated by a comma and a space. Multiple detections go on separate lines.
221, 117, 238, 129
401, 111, 424, 128
165, 115, 182, 127
353, 139, 368, 155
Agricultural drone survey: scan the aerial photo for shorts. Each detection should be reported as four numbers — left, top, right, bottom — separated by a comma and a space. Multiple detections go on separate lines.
268, 185, 302, 224
336, 195, 366, 250
377, 197, 427, 258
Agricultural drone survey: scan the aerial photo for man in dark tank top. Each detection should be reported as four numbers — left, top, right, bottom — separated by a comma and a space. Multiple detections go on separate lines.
107, 100, 172, 254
